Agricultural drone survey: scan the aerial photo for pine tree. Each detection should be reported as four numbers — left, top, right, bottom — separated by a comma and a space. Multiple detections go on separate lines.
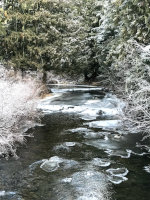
0, 0, 99, 80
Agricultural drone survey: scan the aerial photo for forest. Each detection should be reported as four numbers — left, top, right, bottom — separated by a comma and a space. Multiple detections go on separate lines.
0, 0, 150, 199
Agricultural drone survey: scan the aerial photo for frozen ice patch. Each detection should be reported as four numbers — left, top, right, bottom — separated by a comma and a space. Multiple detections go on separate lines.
29, 159, 46, 173
84, 131, 109, 139
144, 165, 150, 173
107, 175, 128, 185
136, 143, 150, 152
40, 156, 78, 172
38, 88, 124, 121
92, 158, 111, 167
106, 168, 128, 177
80, 109, 100, 120
69, 127, 91, 133
65, 142, 76, 147
131, 151, 149, 156
105, 149, 131, 158
53, 142, 78, 152
40, 157, 62, 172
85, 120, 122, 130
69, 127, 109, 139
106, 168, 129, 184
85, 139, 118, 151
51, 87, 103, 93
61, 177, 72, 183
38, 103, 100, 120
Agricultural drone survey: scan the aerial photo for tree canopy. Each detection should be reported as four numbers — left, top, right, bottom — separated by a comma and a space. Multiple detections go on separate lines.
1, 0, 150, 83
0, 0, 99, 79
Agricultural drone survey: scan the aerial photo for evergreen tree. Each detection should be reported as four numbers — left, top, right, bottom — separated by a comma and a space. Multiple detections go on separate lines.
0, 0, 99, 80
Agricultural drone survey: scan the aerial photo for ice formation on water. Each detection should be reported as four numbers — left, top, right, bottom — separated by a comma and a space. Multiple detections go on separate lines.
85, 139, 118, 152
53, 142, 78, 152
106, 168, 129, 184
144, 165, 150, 174
38, 87, 125, 121
61, 177, 72, 183
136, 143, 150, 152
50, 87, 103, 93
85, 120, 122, 130
131, 151, 149, 156
65, 142, 76, 147
69, 127, 92, 133
105, 149, 132, 158
92, 158, 111, 167
68, 127, 109, 139
107, 175, 128, 185
29, 159, 46, 173
40, 156, 78, 172
37, 85, 129, 198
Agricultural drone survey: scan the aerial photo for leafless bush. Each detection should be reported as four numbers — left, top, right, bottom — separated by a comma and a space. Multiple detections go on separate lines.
113, 40, 150, 137
0, 65, 42, 158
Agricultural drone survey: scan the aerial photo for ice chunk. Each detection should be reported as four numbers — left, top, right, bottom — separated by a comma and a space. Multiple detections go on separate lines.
61, 177, 72, 183
86, 120, 121, 129
40, 156, 62, 172
40, 156, 78, 172
92, 158, 111, 167
144, 165, 150, 173
106, 167, 129, 184
105, 149, 131, 158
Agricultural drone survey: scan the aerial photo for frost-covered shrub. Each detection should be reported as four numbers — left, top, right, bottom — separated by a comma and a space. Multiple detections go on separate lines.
95, 0, 150, 137
116, 40, 150, 136
0, 66, 41, 158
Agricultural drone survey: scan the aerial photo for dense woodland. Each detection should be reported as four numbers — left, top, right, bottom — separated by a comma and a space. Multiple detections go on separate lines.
0, 0, 150, 82
1, 0, 150, 155
0, 0, 100, 79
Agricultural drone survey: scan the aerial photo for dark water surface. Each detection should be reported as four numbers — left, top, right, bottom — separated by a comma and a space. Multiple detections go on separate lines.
0, 85, 150, 200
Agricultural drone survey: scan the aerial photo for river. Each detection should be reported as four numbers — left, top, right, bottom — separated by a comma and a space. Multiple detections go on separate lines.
0, 85, 150, 200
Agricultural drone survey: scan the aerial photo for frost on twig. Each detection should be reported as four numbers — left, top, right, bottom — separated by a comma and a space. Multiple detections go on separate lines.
113, 40, 150, 138
0, 66, 42, 158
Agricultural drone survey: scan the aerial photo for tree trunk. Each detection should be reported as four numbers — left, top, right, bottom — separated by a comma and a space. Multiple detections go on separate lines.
42, 71, 47, 83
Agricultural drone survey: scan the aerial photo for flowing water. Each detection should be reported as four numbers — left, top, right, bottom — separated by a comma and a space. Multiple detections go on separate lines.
0, 85, 150, 200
